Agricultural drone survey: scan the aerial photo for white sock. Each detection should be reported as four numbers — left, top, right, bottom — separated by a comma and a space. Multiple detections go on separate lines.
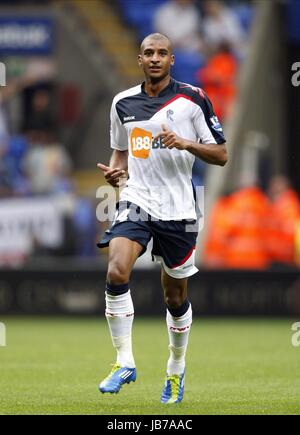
166, 304, 192, 376
105, 290, 135, 368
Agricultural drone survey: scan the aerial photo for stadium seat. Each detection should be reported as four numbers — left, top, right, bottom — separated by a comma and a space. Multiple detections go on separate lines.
172, 50, 206, 86
1, 135, 30, 195
6, 135, 28, 175
231, 3, 254, 32
118, 0, 167, 40
73, 198, 96, 257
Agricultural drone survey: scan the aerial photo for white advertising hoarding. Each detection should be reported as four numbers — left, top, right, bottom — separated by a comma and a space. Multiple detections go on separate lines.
0, 198, 63, 256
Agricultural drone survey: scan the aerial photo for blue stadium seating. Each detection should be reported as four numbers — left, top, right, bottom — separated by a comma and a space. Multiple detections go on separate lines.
73, 198, 96, 256
118, 0, 167, 40
1, 135, 30, 194
231, 3, 254, 32
172, 49, 205, 86
6, 135, 28, 175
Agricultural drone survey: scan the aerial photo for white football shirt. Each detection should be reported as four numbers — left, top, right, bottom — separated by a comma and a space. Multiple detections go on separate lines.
110, 78, 225, 220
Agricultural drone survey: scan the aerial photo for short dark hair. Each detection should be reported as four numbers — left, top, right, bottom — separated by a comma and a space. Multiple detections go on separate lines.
140, 33, 172, 53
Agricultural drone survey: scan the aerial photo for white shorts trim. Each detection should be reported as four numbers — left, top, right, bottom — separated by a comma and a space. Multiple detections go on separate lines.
153, 250, 199, 279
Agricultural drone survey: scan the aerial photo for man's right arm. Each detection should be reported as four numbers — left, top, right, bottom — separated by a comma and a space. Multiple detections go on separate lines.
98, 150, 128, 187
98, 95, 129, 186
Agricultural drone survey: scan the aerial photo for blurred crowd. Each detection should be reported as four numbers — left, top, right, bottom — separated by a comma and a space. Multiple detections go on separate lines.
0, 77, 70, 197
203, 176, 300, 270
0, 71, 96, 263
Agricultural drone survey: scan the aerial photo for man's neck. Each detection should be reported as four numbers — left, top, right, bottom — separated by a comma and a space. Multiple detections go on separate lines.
144, 75, 171, 97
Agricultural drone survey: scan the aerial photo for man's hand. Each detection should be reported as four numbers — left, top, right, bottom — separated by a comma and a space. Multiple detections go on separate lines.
97, 163, 127, 187
153, 124, 187, 150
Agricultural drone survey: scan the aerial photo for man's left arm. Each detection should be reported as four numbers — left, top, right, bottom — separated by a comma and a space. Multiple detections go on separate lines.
182, 140, 227, 166
154, 124, 228, 166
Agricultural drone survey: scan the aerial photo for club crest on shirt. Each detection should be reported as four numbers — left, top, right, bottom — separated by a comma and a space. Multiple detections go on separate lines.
166, 109, 174, 122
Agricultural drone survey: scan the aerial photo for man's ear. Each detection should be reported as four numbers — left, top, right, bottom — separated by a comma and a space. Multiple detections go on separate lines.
138, 55, 142, 67
170, 54, 175, 66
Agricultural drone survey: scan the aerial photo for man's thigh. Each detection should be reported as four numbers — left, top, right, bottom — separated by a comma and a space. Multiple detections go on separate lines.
97, 202, 152, 257
108, 237, 144, 273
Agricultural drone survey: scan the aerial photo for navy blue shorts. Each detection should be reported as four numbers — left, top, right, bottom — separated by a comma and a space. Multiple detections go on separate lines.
98, 202, 199, 279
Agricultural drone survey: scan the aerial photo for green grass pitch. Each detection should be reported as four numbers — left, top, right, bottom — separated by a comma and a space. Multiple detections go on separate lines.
0, 317, 299, 415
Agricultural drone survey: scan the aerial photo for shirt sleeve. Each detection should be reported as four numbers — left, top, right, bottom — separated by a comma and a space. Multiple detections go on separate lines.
110, 98, 128, 150
192, 93, 226, 145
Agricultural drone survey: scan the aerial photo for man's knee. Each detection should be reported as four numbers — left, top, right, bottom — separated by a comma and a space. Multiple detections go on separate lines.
164, 288, 186, 309
107, 261, 130, 286
162, 273, 187, 309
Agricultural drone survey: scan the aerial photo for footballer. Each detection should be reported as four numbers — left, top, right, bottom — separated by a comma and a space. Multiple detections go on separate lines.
97, 33, 227, 404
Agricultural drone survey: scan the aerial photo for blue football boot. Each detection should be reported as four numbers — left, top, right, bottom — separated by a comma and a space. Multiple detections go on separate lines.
161, 371, 185, 404
99, 363, 136, 394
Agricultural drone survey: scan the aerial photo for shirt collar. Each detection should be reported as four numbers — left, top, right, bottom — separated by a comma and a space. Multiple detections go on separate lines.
141, 77, 176, 97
